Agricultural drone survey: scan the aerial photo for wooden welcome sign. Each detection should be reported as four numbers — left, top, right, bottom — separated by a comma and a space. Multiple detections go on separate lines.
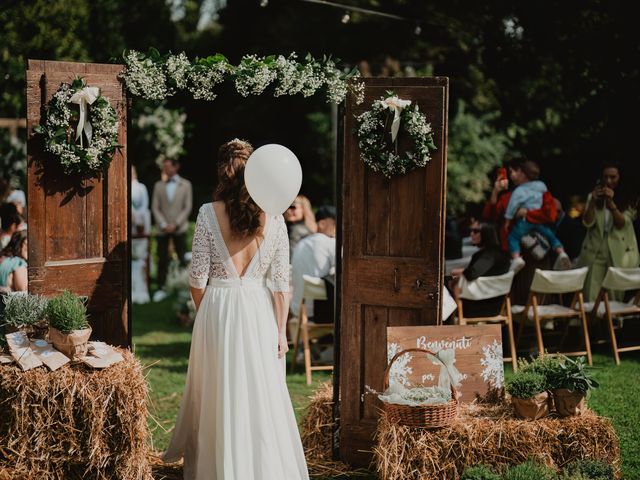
387, 325, 504, 402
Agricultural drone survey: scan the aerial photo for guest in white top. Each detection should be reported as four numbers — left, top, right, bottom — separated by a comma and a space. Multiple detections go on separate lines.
131, 166, 151, 303
290, 205, 336, 321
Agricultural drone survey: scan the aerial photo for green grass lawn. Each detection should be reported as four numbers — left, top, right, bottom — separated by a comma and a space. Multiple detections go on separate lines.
133, 297, 640, 479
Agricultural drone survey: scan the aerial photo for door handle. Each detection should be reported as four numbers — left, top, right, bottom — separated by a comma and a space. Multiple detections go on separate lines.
414, 278, 425, 290
393, 268, 400, 292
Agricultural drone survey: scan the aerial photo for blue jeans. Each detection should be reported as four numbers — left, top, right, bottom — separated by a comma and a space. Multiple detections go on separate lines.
508, 219, 563, 254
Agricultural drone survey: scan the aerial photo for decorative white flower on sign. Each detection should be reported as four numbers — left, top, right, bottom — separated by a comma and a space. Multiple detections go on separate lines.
480, 340, 504, 388
387, 342, 412, 387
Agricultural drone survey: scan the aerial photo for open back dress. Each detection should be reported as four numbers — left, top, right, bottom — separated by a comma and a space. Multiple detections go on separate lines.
162, 202, 309, 480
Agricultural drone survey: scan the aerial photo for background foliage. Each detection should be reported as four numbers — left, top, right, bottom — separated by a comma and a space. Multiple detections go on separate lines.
1, 0, 638, 212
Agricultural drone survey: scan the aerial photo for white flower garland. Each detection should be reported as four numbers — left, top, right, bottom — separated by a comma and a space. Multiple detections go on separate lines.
33, 77, 119, 177
122, 49, 365, 105
356, 92, 437, 178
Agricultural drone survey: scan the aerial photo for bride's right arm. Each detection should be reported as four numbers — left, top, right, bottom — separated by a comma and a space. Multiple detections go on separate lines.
189, 207, 211, 311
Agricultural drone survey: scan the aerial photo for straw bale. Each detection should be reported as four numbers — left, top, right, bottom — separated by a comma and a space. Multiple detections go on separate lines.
373, 400, 621, 480
0, 349, 152, 480
300, 381, 371, 478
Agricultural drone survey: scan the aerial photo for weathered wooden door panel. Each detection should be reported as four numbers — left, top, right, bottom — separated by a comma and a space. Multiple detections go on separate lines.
338, 77, 449, 465
26, 60, 130, 347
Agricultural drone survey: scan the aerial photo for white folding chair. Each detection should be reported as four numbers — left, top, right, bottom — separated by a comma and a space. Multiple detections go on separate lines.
586, 267, 640, 365
457, 271, 518, 371
517, 267, 592, 365
290, 274, 335, 385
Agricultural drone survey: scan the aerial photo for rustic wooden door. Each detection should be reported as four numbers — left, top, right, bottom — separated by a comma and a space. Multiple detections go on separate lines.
26, 60, 130, 347
336, 78, 449, 466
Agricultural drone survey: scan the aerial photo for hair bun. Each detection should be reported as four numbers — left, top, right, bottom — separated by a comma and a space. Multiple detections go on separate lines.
219, 138, 253, 162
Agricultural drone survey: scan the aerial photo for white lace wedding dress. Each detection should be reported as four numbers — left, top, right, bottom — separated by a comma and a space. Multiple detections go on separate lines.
162, 203, 309, 480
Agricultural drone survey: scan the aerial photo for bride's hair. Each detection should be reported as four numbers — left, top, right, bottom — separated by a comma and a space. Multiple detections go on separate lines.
214, 139, 262, 237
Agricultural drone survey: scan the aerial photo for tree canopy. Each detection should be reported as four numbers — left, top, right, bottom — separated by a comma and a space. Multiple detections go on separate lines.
1, 0, 637, 210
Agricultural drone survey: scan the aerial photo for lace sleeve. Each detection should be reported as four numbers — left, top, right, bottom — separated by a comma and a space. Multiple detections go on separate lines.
189, 207, 211, 289
269, 216, 290, 292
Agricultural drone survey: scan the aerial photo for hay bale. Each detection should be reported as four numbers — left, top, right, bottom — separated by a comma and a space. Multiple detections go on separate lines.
0, 349, 152, 480
301, 381, 334, 461
373, 401, 621, 480
300, 381, 371, 478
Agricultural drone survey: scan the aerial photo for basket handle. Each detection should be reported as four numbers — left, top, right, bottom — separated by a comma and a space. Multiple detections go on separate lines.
383, 347, 458, 401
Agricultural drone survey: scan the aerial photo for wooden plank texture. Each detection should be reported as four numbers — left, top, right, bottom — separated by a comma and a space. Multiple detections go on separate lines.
387, 325, 505, 402
26, 60, 130, 347
338, 77, 449, 466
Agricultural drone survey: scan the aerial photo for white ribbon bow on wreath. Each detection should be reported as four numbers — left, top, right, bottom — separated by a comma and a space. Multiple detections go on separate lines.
381, 96, 412, 142
70, 86, 100, 147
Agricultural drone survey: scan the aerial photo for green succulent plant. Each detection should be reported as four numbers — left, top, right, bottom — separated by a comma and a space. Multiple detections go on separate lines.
505, 371, 547, 399
45, 290, 89, 333
552, 357, 599, 393
1, 293, 49, 328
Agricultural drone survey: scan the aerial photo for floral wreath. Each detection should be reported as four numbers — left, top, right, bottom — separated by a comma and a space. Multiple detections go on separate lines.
356, 91, 437, 178
34, 77, 120, 177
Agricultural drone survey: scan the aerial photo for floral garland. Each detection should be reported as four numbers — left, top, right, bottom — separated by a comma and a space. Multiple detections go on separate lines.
356, 91, 436, 178
122, 48, 365, 105
33, 77, 119, 177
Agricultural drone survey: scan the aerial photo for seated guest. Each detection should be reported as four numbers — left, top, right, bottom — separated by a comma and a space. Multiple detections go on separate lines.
0, 203, 23, 249
290, 206, 336, 324
0, 230, 28, 292
285, 195, 317, 258
1, 179, 26, 218
450, 221, 511, 317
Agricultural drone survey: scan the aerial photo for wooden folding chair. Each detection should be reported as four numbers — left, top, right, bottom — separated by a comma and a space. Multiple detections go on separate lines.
587, 267, 640, 365
520, 267, 592, 365
290, 274, 335, 385
456, 270, 518, 371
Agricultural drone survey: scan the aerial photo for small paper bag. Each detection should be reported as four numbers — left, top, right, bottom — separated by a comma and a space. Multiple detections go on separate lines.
5, 332, 43, 371
0, 353, 13, 364
30, 339, 70, 371
82, 341, 124, 369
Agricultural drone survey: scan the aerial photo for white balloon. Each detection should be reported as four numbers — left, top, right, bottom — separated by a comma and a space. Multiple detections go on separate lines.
245, 144, 302, 215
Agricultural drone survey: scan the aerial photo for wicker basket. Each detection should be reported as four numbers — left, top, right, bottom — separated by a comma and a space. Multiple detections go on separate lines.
381, 347, 458, 428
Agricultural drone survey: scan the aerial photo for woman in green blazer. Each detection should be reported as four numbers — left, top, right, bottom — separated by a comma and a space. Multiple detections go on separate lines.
578, 163, 639, 301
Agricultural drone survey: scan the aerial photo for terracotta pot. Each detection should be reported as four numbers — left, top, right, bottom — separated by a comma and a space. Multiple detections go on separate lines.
552, 388, 586, 416
512, 391, 550, 420
49, 326, 92, 361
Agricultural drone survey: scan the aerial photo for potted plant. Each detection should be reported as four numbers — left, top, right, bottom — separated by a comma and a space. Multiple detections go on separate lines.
46, 290, 91, 360
505, 371, 550, 420
549, 356, 599, 417
1, 293, 49, 339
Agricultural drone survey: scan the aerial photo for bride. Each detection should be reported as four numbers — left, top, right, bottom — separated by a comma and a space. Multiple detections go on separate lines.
162, 139, 309, 479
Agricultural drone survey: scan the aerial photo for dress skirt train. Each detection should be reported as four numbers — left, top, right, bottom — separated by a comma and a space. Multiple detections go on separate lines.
162, 278, 309, 480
